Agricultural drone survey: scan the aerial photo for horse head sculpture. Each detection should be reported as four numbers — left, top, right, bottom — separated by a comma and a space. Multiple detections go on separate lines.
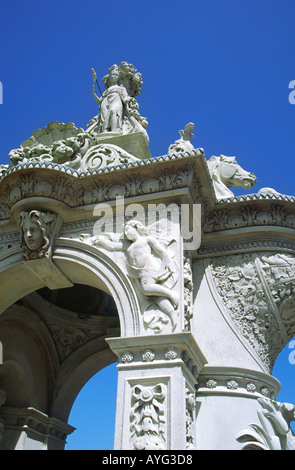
207, 154, 257, 199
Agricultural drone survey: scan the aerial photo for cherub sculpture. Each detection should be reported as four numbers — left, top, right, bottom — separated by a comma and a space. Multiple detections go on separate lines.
92, 219, 179, 331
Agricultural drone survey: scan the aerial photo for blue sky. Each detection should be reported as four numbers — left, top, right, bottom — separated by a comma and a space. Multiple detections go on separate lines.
0, 0, 295, 449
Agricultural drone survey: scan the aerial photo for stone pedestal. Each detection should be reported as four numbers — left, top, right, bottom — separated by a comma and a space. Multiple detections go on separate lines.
107, 333, 206, 450
195, 367, 280, 450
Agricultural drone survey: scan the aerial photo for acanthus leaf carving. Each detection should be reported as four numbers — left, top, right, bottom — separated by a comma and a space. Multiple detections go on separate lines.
237, 397, 295, 450
205, 203, 295, 233
44, 321, 100, 363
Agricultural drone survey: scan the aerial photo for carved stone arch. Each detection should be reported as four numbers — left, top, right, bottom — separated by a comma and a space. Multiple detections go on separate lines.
0, 238, 142, 449
0, 239, 141, 337
52, 238, 141, 337
51, 343, 116, 423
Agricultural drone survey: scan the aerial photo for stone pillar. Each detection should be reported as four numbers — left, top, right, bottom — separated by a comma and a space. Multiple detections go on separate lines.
195, 366, 281, 450
107, 333, 206, 450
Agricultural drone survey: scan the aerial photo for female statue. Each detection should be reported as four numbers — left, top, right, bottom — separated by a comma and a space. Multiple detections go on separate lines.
91, 62, 148, 137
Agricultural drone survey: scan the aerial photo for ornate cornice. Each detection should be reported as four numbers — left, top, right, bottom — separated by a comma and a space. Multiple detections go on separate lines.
217, 192, 295, 205
0, 150, 209, 223
0, 150, 203, 181
197, 366, 280, 400
0, 406, 75, 445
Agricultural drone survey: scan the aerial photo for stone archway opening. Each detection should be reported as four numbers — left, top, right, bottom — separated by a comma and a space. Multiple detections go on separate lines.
36, 283, 119, 323
0, 281, 121, 450
65, 362, 118, 450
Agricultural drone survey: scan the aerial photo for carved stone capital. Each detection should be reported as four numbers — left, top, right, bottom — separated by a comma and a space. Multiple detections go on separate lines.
0, 406, 75, 450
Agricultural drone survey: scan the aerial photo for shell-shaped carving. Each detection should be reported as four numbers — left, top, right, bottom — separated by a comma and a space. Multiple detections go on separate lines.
20, 121, 84, 149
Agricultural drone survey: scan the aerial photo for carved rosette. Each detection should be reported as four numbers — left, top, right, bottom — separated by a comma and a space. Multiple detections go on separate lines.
208, 252, 295, 372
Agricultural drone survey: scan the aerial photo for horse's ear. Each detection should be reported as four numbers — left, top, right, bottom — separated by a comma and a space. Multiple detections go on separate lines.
208, 155, 218, 163
220, 155, 236, 163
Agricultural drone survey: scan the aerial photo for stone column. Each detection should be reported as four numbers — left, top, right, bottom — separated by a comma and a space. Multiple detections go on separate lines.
107, 333, 206, 450
195, 366, 281, 450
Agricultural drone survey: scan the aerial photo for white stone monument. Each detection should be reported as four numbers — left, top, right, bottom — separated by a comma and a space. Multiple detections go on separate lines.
0, 62, 294, 450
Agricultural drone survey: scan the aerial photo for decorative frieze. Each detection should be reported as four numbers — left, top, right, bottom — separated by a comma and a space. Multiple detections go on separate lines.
204, 203, 295, 233
197, 367, 280, 400
114, 334, 206, 384
207, 251, 295, 372
0, 154, 202, 221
